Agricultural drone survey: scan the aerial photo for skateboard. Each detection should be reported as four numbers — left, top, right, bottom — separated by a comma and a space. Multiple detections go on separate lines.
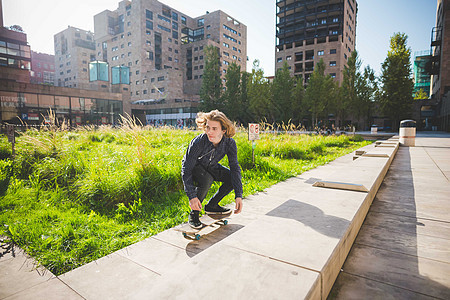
175, 212, 232, 240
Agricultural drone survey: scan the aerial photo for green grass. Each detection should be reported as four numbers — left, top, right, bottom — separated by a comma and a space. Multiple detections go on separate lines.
0, 126, 371, 275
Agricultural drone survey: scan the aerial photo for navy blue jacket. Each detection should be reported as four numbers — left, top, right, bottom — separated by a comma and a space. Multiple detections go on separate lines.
181, 133, 243, 200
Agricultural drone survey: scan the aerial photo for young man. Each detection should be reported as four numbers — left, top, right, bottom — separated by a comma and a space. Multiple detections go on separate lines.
181, 110, 243, 229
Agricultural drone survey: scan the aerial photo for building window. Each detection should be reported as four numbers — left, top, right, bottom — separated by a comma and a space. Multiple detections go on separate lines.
330, 49, 337, 54
181, 16, 186, 25
146, 9, 153, 20
158, 76, 164, 81
286, 56, 292, 60
223, 42, 229, 48
143, 90, 148, 94
318, 50, 324, 56
198, 18, 204, 27
330, 73, 336, 78
172, 12, 178, 21
277, 57, 282, 63
146, 20, 153, 30
330, 61, 336, 66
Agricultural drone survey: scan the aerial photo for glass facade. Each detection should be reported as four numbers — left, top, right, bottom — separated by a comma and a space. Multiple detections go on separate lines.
111, 66, 130, 84
89, 61, 109, 82
0, 91, 123, 126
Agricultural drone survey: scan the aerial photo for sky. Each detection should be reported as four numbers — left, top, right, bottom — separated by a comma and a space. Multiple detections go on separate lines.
3, 0, 438, 77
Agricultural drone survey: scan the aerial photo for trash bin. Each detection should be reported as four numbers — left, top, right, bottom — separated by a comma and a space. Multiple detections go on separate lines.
371, 125, 378, 134
399, 120, 416, 146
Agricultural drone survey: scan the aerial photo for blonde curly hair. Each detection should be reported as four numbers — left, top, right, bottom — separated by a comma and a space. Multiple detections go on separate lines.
196, 110, 236, 138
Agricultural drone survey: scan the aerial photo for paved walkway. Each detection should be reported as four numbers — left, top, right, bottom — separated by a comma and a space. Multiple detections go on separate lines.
329, 132, 450, 299
1, 132, 449, 299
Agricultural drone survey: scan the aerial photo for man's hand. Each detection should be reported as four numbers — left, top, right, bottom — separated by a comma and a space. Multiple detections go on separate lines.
189, 197, 202, 211
235, 197, 243, 214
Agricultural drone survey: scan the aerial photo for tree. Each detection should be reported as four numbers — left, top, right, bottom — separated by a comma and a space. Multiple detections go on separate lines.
340, 51, 361, 124
304, 59, 336, 127
199, 45, 222, 111
248, 60, 273, 122
271, 62, 295, 123
223, 62, 241, 121
379, 32, 414, 131
292, 76, 305, 124
414, 89, 428, 100
356, 66, 377, 130
239, 71, 250, 124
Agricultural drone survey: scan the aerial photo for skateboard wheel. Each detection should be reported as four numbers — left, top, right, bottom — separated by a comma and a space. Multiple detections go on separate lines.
183, 232, 187, 238
223, 220, 228, 225
195, 234, 201, 240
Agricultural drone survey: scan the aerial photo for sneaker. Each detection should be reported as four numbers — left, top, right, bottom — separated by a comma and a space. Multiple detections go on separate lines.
189, 211, 202, 229
204, 204, 231, 215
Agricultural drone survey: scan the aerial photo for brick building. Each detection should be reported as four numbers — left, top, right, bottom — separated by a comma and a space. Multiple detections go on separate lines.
0, 25, 31, 85
275, 0, 357, 84
54, 26, 96, 89
430, 0, 450, 131
30, 51, 55, 85
93, 0, 247, 126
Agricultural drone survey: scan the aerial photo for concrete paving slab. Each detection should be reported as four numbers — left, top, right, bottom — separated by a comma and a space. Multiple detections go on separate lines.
363, 211, 450, 239
354, 225, 450, 263
3, 277, 83, 300
328, 271, 438, 300
340, 244, 450, 299
59, 253, 160, 300
115, 236, 196, 275
0, 249, 54, 299
145, 243, 321, 300
371, 195, 450, 222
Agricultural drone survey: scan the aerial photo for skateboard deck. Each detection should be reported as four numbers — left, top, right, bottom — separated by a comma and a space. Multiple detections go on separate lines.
175, 212, 232, 240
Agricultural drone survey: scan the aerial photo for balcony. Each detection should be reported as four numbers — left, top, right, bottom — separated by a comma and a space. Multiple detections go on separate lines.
431, 26, 442, 47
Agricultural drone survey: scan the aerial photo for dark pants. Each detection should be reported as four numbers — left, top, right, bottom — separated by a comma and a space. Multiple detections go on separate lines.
191, 164, 233, 212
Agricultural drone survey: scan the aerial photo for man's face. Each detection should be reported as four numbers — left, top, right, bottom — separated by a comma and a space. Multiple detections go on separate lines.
205, 119, 225, 146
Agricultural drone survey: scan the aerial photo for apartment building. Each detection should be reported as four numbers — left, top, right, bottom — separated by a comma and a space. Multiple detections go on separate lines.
0, 25, 31, 84
54, 26, 96, 89
30, 51, 55, 85
430, 0, 449, 100
94, 0, 247, 125
275, 0, 357, 84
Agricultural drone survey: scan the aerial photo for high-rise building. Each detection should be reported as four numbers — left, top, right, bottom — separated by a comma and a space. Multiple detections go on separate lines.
54, 26, 96, 89
430, 0, 449, 100
93, 0, 247, 126
430, 0, 450, 131
30, 51, 55, 85
275, 0, 357, 84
